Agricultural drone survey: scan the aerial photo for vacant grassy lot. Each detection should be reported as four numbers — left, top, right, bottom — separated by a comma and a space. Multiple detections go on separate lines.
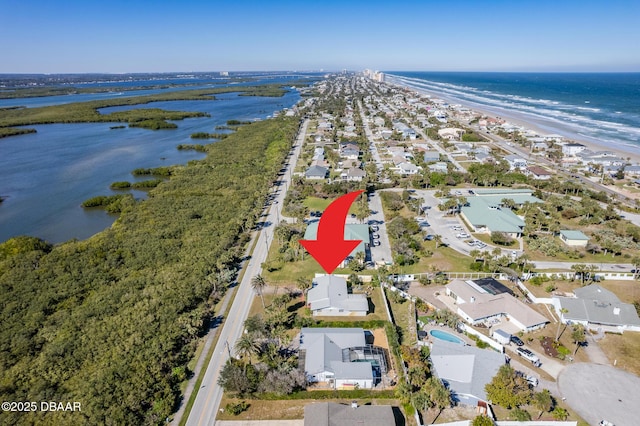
599, 332, 640, 376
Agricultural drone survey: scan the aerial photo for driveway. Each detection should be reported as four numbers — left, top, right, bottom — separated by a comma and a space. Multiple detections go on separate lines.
558, 363, 640, 426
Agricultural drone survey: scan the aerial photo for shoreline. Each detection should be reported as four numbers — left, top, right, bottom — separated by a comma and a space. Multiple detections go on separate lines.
388, 78, 640, 164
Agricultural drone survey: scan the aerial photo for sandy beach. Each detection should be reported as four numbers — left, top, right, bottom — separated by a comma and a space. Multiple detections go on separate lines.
391, 80, 640, 164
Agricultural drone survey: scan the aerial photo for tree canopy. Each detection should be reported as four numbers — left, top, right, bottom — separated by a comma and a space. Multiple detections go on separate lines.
0, 116, 299, 424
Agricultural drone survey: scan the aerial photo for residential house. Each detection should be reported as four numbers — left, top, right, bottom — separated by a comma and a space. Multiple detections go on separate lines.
428, 162, 449, 173
430, 339, 505, 407
299, 328, 388, 389
398, 162, 421, 175
504, 154, 527, 171
307, 275, 369, 316
341, 167, 366, 182
552, 285, 640, 333
304, 402, 397, 426
562, 143, 586, 156
423, 150, 441, 163
392, 121, 417, 139
527, 166, 552, 180
558, 230, 589, 247
445, 278, 549, 332
305, 165, 329, 180
438, 128, 465, 141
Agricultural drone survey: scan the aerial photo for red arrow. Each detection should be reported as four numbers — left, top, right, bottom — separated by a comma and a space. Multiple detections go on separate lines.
299, 190, 365, 274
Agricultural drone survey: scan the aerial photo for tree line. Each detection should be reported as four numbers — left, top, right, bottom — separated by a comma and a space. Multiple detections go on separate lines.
0, 116, 299, 425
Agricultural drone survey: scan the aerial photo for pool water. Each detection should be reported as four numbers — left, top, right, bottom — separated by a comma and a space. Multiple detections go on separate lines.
430, 329, 465, 344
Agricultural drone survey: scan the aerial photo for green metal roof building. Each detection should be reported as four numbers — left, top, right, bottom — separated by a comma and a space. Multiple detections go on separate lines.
303, 222, 369, 258
460, 189, 542, 237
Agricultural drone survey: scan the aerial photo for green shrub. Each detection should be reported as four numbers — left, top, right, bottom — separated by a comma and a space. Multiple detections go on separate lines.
131, 179, 163, 189
225, 401, 249, 415
110, 181, 132, 189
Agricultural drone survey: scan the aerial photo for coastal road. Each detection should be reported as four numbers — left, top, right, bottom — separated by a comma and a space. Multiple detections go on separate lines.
184, 119, 308, 426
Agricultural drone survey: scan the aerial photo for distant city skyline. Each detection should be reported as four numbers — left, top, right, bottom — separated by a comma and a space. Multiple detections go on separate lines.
1, 0, 639, 74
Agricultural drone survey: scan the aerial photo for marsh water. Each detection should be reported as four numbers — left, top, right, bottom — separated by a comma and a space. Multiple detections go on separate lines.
0, 78, 304, 243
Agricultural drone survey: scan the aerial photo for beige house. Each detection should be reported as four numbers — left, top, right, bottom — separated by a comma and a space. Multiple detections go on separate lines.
559, 230, 589, 247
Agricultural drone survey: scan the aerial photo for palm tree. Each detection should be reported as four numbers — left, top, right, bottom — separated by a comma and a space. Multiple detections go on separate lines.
571, 324, 586, 355
296, 277, 312, 294
251, 274, 267, 309
234, 334, 260, 365
555, 308, 569, 341
552, 407, 568, 421
533, 389, 553, 419
427, 376, 451, 422
433, 234, 443, 249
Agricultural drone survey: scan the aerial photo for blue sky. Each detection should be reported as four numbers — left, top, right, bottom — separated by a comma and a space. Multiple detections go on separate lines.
1, 0, 639, 73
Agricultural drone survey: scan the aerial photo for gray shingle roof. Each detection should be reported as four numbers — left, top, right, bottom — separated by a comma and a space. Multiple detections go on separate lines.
304, 402, 396, 426
556, 285, 640, 327
299, 328, 371, 380
307, 275, 368, 314
430, 340, 504, 402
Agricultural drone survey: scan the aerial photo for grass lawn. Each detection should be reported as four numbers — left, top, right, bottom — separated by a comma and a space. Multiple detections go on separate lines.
314, 284, 389, 322
599, 331, 640, 376
217, 397, 403, 422
262, 256, 325, 284
386, 288, 416, 346
402, 246, 473, 274
526, 321, 591, 365
247, 279, 388, 323
303, 195, 360, 215
522, 239, 638, 265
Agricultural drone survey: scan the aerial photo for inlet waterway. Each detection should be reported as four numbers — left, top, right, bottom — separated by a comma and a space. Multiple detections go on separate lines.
0, 83, 303, 243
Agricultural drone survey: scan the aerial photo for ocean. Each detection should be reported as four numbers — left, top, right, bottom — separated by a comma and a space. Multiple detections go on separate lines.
386, 72, 640, 155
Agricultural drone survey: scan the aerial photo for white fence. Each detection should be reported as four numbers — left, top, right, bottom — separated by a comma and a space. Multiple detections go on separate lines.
459, 323, 504, 353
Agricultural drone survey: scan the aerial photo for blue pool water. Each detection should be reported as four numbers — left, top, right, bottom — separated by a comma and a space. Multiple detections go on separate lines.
430, 329, 464, 344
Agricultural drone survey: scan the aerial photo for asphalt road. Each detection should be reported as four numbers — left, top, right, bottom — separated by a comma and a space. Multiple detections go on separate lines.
558, 363, 640, 426
184, 119, 308, 426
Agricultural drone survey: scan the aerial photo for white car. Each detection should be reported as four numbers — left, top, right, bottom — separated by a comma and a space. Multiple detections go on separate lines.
516, 348, 541, 366
456, 233, 470, 238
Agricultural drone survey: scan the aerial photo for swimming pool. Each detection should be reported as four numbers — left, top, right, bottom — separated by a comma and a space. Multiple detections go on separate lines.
430, 329, 465, 344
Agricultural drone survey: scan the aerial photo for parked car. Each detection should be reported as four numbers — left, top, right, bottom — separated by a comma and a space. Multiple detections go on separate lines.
371, 225, 379, 231
372, 233, 380, 239
456, 233, 470, 238
516, 348, 541, 366
424, 234, 435, 241
511, 335, 524, 346
373, 240, 381, 247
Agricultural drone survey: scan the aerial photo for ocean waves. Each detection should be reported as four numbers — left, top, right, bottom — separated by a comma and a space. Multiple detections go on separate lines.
387, 72, 640, 149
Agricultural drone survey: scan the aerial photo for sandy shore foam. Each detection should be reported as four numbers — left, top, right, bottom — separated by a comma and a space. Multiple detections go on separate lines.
391, 79, 640, 164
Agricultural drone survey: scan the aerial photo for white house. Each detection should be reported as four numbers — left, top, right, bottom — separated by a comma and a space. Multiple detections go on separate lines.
562, 143, 586, 156
445, 278, 549, 332
558, 230, 589, 247
299, 328, 388, 389
504, 154, 527, 171
552, 285, 640, 333
307, 275, 369, 316
397, 162, 421, 175
340, 167, 366, 182
438, 128, 465, 141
